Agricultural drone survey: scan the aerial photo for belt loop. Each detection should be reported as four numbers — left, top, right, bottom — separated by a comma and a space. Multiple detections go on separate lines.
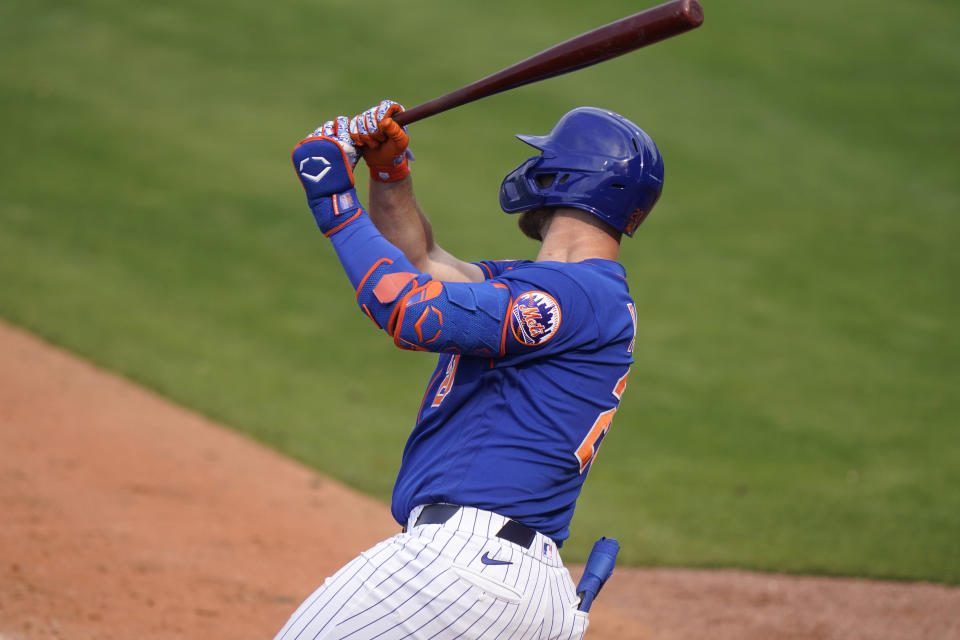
413, 503, 461, 527
495, 519, 537, 549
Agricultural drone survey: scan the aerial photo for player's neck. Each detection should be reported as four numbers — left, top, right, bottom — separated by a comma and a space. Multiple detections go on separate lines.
535, 208, 621, 263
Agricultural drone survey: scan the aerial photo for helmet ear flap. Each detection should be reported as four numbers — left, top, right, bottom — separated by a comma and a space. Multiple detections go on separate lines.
500, 156, 546, 214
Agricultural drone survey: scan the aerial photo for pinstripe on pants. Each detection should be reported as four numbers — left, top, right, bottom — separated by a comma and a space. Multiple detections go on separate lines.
273, 506, 589, 640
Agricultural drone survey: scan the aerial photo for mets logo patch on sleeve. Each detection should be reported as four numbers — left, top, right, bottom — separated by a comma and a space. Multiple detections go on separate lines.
511, 291, 561, 346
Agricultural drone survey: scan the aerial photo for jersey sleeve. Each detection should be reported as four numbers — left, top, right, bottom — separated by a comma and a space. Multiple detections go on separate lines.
490, 264, 602, 357
473, 259, 531, 280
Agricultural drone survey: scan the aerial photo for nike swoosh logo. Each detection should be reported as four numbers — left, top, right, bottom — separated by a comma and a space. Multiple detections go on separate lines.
480, 552, 513, 566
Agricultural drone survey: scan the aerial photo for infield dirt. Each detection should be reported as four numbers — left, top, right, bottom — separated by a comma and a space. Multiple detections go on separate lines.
1, 320, 957, 640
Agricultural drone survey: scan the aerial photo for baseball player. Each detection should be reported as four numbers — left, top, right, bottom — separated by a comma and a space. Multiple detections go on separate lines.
275, 101, 663, 640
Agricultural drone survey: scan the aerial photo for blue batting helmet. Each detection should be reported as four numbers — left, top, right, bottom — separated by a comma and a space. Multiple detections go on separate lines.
499, 107, 664, 237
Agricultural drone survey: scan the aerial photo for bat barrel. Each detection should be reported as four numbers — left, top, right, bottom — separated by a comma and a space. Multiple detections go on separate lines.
394, 0, 703, 127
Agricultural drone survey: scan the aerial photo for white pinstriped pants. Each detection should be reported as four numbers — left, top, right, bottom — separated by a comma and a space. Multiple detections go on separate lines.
273, 505, 589, 640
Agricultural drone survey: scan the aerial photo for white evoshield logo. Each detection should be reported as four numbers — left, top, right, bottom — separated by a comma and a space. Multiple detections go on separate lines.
299, 156, 331, 183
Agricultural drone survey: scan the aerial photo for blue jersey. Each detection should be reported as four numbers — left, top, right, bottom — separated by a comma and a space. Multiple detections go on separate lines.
312, 201, 638, 546
390, 259, 637, 544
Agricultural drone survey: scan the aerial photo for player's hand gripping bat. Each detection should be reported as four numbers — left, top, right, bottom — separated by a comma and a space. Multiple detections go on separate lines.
393, 0, 704, 127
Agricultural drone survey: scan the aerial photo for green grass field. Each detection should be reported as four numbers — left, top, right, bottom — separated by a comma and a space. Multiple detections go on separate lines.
2, 0, 958, 582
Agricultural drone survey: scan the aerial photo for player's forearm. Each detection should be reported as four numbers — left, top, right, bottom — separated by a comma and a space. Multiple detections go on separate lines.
367, 178, 485, 283
366, 177, 434, 271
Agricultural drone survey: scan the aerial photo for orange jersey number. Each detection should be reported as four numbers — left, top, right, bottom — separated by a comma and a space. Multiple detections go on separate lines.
575, 369, 630, 473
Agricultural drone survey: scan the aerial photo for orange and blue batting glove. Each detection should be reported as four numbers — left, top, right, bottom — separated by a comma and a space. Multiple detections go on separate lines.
349, 100, 412, 183
292, 118, 363, 236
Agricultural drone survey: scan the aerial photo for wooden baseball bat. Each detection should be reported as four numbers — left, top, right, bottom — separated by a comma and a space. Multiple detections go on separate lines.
393, 0, 704, 127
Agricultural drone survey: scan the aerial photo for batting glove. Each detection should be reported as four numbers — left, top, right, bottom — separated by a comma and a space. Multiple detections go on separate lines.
349, 100, 412, 182
292, 123, 362, 236
309, 116, 359, 167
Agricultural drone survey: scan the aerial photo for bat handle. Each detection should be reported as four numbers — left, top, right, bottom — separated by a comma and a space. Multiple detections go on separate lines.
393, 98, 447, 127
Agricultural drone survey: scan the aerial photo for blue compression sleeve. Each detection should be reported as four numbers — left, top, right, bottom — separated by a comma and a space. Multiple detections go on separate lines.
324, 191, 424, 329
325, 193, 418, 292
